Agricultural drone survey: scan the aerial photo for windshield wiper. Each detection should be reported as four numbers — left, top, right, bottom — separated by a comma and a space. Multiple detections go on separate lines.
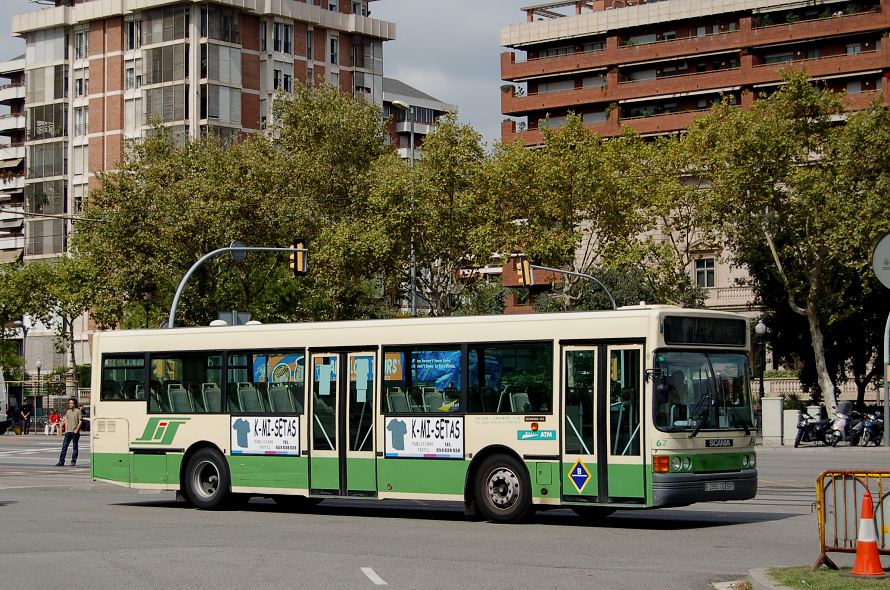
688, 394, 711, 439
728, 410, 751, 436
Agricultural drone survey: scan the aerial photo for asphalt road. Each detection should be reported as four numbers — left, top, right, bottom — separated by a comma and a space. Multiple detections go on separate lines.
0, 435, 887, 590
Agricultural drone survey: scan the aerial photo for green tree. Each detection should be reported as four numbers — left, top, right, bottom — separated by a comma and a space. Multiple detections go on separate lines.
688, 72, 890, 413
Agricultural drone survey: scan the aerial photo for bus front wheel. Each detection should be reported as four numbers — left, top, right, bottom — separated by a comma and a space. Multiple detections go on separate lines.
475, 454, 532, 523
184, 448, 231, 510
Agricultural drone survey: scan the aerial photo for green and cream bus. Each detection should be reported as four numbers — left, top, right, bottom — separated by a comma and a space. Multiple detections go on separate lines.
91, 305, 757, 523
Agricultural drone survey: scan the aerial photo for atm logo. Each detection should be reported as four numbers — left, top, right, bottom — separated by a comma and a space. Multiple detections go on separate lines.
134, 417, 191, 445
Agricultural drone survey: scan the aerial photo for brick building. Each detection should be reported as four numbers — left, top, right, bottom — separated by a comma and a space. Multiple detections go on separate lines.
496, 0, 884, 314
500, 0, 888, 145
13, 0, 395, 261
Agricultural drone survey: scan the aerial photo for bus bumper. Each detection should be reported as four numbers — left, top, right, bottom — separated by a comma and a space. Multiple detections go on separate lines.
652, 470, 757, 506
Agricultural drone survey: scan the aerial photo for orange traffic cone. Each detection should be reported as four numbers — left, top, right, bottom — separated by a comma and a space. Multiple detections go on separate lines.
849, 490, 887, 578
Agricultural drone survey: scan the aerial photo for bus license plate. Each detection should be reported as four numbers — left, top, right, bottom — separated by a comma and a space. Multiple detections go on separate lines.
705, 438, 733, 447
704, 481, 735, 492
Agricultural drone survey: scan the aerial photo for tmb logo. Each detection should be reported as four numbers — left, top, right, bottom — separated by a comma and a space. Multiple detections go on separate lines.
134, 417, 191, 445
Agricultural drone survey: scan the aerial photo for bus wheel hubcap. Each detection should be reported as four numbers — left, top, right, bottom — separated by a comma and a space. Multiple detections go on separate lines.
487, 467, 519, 509
194, 460, 219, 499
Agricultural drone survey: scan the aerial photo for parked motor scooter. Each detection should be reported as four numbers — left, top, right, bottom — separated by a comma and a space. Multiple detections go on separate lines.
827, 409, 861, 446
794, 410, 835, 447
861, 410, 884, 446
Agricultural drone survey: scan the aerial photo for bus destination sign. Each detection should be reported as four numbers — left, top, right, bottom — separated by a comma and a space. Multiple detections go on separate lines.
662, 316, 747, 347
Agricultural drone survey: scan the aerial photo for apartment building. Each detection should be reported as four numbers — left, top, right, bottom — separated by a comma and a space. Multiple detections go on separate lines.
0, 54, 26, 264
7, 0, 395, 375
13, 0, 395, 262
497, 0, 884, 313
500, 0, 888, 144
382, 76, 456, 162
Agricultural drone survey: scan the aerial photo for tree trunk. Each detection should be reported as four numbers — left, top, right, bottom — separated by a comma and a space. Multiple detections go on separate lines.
806, 303, 837, 416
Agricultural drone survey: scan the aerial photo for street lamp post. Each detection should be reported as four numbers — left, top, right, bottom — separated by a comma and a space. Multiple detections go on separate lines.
13, 318, 29, 411
755, 320, 767, 432
35, 358, 41, 436
390, 99, 418, 317
142, 281, 157, 329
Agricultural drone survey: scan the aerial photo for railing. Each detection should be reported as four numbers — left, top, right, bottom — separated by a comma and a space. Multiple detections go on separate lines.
751, 48, 879, 69
620, 65, 741, 85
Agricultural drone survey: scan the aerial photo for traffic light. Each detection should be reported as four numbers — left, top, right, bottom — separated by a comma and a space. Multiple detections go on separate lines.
516, 255, 532, 287
289, 239, 307, 276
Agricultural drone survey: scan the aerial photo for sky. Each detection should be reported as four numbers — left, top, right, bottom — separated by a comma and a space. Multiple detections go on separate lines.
0, 0, 532, 145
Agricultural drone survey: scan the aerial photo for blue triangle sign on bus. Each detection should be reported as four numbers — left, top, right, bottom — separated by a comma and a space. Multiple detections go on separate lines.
569, 458, 591, 493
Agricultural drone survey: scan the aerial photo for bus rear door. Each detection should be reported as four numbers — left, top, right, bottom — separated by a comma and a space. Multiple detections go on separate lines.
309, 352, 377, 496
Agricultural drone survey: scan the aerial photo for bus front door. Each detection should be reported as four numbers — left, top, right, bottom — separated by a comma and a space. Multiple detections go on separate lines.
562, 344, 646, 503
309, 352, 377, 496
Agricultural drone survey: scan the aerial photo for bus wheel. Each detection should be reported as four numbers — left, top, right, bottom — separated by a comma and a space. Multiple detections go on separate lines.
185, 448, 231, 510
475, 455, 531, 523
571, 506, 615, 521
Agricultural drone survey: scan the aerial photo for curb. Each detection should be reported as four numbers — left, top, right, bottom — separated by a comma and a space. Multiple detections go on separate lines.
748, 568, 794, 590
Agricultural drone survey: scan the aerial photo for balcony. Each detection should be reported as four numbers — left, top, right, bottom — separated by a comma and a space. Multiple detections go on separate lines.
0, 143, 24, 162
0, 113, 24, 135
395, 121, 433, 136
702, 285, 755, 311
748, 48, 890, 86
0, 174, 24, 192
501, 10, 890, 82
0, 83, 24, 106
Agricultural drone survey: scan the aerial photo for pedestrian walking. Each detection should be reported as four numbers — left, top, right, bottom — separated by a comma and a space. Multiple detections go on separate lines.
56, 398, 82, 466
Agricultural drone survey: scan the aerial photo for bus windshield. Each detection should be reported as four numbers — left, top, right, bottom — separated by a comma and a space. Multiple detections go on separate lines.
653, 351, 754, 433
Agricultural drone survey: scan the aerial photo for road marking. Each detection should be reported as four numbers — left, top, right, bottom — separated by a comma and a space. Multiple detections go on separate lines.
361, 567, 387, 586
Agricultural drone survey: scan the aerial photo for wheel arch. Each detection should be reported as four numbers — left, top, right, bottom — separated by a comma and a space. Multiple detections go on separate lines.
463, 444, 529, 515
179, 440, 228, 493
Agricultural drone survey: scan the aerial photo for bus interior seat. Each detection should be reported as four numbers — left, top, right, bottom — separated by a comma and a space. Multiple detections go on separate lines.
238, 383, 265, 413
134, 383, 145, 400
422, 390, 445, 412
287, 383, 304, 413
201, 383, 222, 412
510, 392, 532, 413
386, 389, 410, 413
268, 383, 294, 412
168, 384, 193, 413
123, 380, 140, 400
150, 389, 170, 413
481, 387, 498, 412
102, 380, 123, 400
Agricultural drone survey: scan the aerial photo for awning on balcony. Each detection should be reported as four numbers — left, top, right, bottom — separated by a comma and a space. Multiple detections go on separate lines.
0, 248, 23, 263
0, 218, 22, 231
619, 86, 741, 103
0, 158, 23, 169
755, 0, 846, 13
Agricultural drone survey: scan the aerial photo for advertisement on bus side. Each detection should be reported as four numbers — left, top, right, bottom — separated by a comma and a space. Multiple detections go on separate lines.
384, 416, 464, 459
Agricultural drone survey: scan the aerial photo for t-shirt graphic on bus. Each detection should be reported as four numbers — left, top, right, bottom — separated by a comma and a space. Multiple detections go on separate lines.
387, 419, 407, 450
232, 418, 251, 448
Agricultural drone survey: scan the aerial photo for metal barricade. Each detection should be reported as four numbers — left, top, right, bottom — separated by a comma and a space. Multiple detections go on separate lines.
814, 470, 890, 569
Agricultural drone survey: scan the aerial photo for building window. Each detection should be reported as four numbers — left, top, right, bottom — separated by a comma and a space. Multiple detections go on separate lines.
352, 1, 367, 15
847, 43, 862, 55
273, 68, 282, 90
260, 22, 267, 52
273, 23, 292, 53
125, 67, 135, 90
695, 258, 715, 288
307, 30, 314, 60
74, 31, 88, 60
329, 1, 339, 11
330, 38, 339, 65
283, 73, 292, 93
74, 77, 87, 98
74, 106, 89, 136
125, 19, 143, 51
306, 67, 314, 88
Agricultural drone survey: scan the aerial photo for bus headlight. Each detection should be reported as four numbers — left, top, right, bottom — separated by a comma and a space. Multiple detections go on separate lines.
742, 455, 749, 468
682, 457, 692, 471
749, 455, 756, 468
671, 457, 682, 471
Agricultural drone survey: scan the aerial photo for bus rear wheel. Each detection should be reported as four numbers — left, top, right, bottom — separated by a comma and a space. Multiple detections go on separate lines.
184, 448, 231, 510
475, 455, 531, 523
